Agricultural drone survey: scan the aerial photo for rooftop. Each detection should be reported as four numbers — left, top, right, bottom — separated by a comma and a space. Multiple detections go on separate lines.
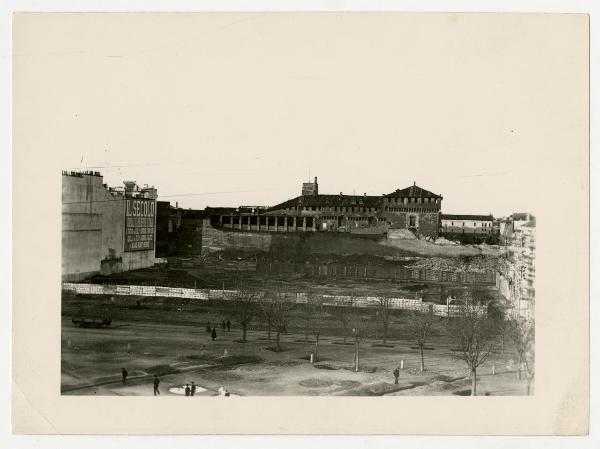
383, 183, 442, 199
441, 214, 494, 221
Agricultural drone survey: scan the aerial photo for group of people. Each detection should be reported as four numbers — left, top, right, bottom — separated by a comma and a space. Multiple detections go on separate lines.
118, 317, 234, 396
121, 368, 162, 396
206, 319, 232, 341
184, 381, 198, 396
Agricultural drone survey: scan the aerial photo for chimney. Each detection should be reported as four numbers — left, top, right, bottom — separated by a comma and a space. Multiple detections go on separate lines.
314, 176, 318, 184
364, 193, 366, 196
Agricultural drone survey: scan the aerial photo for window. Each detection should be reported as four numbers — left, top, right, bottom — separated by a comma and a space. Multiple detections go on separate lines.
409, 216, 417, 227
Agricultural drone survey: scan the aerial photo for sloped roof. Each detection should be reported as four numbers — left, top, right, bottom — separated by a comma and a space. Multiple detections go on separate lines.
383, 184, 442, 199
267, 194, 381, 212
441, 214, 494, 221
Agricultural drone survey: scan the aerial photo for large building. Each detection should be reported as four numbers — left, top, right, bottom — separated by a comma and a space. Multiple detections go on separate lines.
440, 214, 497, 243
62, 171, 158, 281
497, 213, 536, 319
256, 178, 443, 238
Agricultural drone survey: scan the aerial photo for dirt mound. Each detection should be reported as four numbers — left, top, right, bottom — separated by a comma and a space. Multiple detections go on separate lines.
387, 229, 418, 240
434, 237, 458, 245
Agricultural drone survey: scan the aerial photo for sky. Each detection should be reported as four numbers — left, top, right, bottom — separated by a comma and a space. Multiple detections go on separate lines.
14, 13, 588, 217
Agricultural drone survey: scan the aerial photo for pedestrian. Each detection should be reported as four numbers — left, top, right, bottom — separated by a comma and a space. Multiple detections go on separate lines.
121, 368, 128, 384
226, 319, 231, 332
191, 381, 196, 396
393, 366, 400, 385
206, 322, 211, 333
211, 327, 217, 341
185, 384, 191, 396
221, 320, 226, 331
218, 386, 226, 396
153, 375, 160, 396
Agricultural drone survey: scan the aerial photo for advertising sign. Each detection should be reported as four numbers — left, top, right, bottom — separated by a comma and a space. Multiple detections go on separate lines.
124, 198, 156, 251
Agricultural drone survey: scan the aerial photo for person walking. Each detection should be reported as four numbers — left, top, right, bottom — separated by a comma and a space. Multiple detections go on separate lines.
191, 381, 197, 397
226, 320, 231, 332
121, 368, 128, 384
221, 320, 227, 331
211, 327, 217, 341
185, 384, 191, 397
153, 375, 160, 396
393, 366, 400, 385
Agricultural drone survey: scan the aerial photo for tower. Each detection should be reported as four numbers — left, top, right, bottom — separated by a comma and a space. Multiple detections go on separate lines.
302, 176, 319, 196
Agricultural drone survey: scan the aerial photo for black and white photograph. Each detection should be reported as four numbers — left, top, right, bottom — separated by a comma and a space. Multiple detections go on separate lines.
55, 13, 540, 397
8, 7, 590, 437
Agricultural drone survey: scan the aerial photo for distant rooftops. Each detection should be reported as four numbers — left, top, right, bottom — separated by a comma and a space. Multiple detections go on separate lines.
62, 170, 157, 199
441, 214, 494, 221
268, 193, 381, 212
62, 170, 102, 177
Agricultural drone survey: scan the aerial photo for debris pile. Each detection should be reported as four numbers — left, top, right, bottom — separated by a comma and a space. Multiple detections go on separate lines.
387, 229, 418, 240
407, 255, 505, 273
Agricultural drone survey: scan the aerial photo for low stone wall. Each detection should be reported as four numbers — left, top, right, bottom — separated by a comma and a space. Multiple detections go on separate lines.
63, 282, 486, 317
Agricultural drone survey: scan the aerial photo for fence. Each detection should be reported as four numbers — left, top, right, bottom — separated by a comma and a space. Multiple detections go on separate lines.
62, 282, 486, 317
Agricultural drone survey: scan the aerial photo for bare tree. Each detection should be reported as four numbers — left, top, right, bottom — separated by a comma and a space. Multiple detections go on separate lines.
306, 294, 327, 362
333, 297, 354, 343
261, 292, 294, 352
259, 295, 277, 340
375, 296, 393, 345
349, 307, 368, 372
233, 289, 259, 343
406, 309, 437, 372
447, 295, 500, 396
506, 314, 535, 395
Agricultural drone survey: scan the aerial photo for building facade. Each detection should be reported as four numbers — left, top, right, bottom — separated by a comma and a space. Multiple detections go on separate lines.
62, 171, 158, 281
258, 179, 443, 238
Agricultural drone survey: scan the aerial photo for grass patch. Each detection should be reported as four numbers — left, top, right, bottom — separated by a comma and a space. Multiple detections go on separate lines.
218, 355, 263, 366
314, 363, 342, 371
371, 343, 395, 348
341, 382, 408, 396
144, 364, 179, 376
453, 389, 472, 396
299, 378, 334, 388
332, 341, 354, 346
263, 346, 290, 353
299, 355, 330, 362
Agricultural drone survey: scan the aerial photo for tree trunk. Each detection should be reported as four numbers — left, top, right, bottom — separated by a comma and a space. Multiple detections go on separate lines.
526, 377, 533, 395
276, 331, 281, 352
267, 323, 272, 340
242, 324, 247, 342
314, 335, 319, 363
471, 368, 477, 396
343, 334, 347, 344
420, 346, 425, 372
